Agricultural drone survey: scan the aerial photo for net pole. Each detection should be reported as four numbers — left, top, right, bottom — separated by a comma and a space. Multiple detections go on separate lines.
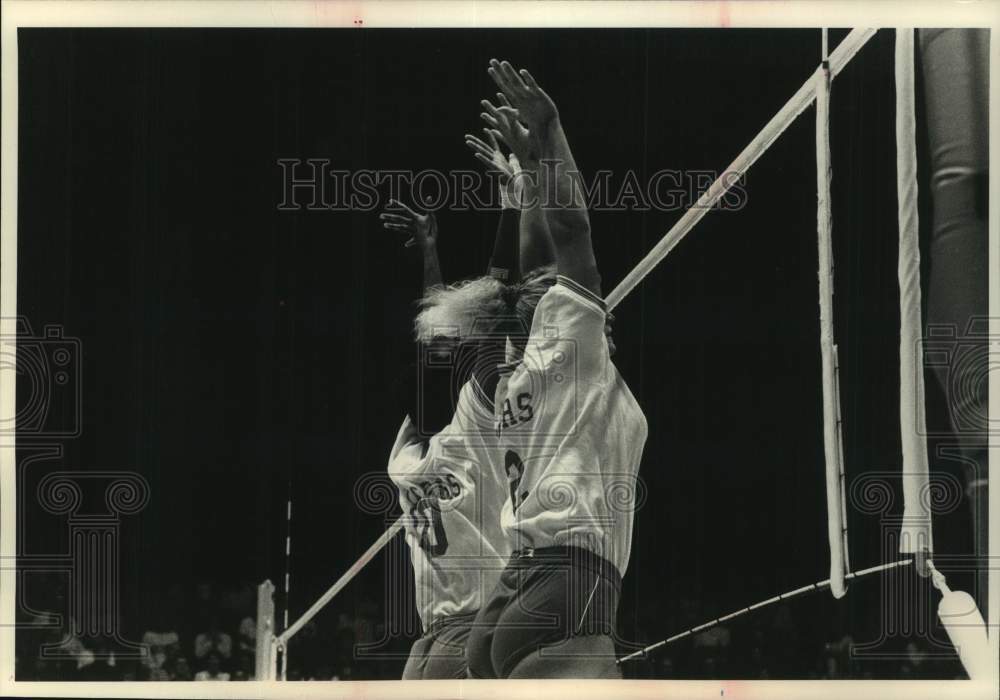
283, 498, 292, 632
816, 35, 848, 599
605, 27, 877, 312
254, 580, 277, 680
895, 28, 933, 559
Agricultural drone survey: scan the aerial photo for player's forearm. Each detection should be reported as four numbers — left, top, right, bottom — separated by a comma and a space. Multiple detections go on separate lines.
487, 207, 520, 281
518, 170, 556, 274
538, 118, 601, 293
538, 118, 591, 240
421, 239, 443, 291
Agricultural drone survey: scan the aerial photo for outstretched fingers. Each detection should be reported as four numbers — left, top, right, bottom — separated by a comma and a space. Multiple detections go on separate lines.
386, 198, 418, 217
488, 58, 525, 101
480, 111, 500, 130
488, 60, 556, 132
483, 128, 501, 152
480, 98, 503, 119
518, 68, 540, 91
472, 152, 498, 171
496, 106, 520, 121
382, 221, 412, 232
382, 200, 417, 242
379, 212, 412, 226
487, 59, 509, 89
499, 61, 528, 92
382, 213, 417, 249
464, 134, 495, 159
486, 128, 507, 148
519, 67, 555, 108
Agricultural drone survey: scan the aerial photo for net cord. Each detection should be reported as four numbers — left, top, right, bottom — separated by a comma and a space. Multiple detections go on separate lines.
277, 519, 405, 646
617, 560, 913, 664
604, 27, 877, 312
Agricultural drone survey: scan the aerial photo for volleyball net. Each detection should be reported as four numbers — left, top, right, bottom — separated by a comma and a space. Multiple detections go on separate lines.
254, 28, 991, 682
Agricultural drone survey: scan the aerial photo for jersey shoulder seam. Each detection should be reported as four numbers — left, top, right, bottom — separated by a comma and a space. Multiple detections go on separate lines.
555, 275, 607, 316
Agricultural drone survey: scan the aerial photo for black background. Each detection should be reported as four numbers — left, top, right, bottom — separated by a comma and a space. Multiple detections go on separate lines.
15, 28, 974, 677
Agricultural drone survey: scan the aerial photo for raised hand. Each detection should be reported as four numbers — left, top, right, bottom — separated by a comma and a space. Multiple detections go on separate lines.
487, 61, 598, 294
464, 128, 517, 180
477, 94, 537, 167
487, 59, 558, 132
380, 199, 438, 249
465, 128, 526, 209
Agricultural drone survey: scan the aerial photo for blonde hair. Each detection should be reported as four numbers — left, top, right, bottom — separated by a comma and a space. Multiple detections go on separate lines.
414, 265, 556, 343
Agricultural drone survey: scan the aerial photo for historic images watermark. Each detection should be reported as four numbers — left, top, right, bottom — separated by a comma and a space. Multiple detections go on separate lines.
918, 316, 996, 439
276, 159, 748, 214
846, 467, 992, 663
3, 318, 150, 667
0, 319, 81, 440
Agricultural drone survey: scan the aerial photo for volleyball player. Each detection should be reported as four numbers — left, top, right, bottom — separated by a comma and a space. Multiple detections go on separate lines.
379, 144, 552, 679
465, 59, 648, 679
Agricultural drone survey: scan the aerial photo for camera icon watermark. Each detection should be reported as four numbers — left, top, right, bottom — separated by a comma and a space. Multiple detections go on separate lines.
918, 317, 996, 438
0, 317, 82, 438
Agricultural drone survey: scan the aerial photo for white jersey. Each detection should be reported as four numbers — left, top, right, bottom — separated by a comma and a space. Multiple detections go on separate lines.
495, 276, 648, 576
388, 379, 510, 631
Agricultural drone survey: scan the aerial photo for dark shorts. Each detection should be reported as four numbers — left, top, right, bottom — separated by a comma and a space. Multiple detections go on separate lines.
401, 612, 476, 680
466, 546, 622, 679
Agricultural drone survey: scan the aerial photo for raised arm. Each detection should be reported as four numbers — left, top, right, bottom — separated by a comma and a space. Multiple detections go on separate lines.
381, 198, 443, 291
466, 116, 555, 276
382, 199, 454, 436
516, 166, 557, 275
464, 129, 522, 281
487, 59, 600, 296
